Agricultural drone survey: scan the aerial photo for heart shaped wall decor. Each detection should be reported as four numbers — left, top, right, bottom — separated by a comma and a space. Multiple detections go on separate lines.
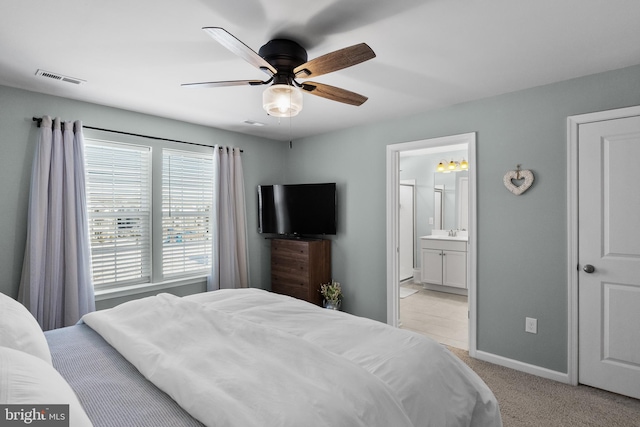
503, 169, 534, 195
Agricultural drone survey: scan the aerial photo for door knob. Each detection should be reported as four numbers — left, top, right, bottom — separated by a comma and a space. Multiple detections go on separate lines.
583, 264, 595, 274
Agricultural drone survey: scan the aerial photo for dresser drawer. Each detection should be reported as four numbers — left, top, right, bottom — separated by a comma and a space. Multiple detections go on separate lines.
272, 283, 309, 301
271, 270, 310, 287
271, 240, 309, 261
271, 258, 309, 275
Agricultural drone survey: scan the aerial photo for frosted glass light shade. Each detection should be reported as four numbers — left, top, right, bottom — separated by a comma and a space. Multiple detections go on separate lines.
262, 84, 303, 117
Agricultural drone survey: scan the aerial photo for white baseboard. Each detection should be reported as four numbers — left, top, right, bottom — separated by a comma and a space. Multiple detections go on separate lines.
474, 350, 570, 384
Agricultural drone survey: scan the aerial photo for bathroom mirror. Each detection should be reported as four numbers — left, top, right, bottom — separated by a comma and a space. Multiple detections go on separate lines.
434, 185, 443, 229
433, 171, 469, 230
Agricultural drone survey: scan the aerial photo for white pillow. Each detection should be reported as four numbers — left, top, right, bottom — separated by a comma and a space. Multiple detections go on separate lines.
0, 346, 93, 426
0, 292, 52, 364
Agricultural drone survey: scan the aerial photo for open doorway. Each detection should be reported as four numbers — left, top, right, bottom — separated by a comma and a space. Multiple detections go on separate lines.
386, 133, 477, 355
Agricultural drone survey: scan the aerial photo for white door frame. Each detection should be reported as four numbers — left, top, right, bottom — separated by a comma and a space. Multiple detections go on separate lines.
386, 132, 477, 355
566, 105, 640, 386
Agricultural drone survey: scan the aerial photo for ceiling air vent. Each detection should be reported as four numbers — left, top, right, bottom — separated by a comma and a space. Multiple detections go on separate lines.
35, 69, 85, 85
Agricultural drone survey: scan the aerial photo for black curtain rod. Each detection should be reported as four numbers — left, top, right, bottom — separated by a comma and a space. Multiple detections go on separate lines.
31, 117, 243, 152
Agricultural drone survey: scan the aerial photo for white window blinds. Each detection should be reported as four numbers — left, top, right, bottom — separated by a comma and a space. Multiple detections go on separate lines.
84, 141, 151, 289
162, 149, 214, 277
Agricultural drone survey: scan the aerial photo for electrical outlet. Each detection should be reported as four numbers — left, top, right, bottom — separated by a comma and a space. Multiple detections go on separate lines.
525, 317, 537, 334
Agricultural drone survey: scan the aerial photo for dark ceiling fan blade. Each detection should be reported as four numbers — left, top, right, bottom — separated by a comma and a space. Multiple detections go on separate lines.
293, 43, 375, 78
300, 81, 368, 106
181, 79, 267, 88
202, 27, 277, 76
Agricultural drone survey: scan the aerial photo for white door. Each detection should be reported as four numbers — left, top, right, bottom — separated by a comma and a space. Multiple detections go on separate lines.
399, 183, 415, 281
578, 114, 640, 399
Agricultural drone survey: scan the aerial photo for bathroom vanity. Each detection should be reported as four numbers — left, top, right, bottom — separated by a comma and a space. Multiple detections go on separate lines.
420, 232, 468, 295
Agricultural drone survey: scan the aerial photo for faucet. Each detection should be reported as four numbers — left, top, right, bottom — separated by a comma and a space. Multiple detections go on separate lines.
448, 229, 457, 237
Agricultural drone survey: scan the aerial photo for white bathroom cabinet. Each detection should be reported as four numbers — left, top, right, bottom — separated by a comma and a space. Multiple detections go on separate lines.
420, 238, 467, 289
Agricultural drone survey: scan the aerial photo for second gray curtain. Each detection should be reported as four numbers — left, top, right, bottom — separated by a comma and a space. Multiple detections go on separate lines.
208, 146, 249, 290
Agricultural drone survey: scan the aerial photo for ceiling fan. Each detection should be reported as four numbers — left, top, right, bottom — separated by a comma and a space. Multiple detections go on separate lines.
182, 27, 376, 117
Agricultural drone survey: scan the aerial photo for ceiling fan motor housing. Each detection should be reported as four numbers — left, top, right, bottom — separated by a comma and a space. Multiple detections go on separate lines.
259, 39, 307, 84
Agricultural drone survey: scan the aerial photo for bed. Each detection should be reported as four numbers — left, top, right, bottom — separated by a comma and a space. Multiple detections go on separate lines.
1, 288, 502, 427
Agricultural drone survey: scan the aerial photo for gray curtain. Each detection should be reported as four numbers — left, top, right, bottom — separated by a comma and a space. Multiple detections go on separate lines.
18, 116, 95, 330
208, 146, 249, 290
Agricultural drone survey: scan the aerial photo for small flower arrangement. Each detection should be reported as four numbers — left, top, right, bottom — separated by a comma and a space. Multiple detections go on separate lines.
320, 280, 342, 306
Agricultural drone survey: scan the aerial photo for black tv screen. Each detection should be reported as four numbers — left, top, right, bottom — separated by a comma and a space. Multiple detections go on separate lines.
257, 183, 337, 235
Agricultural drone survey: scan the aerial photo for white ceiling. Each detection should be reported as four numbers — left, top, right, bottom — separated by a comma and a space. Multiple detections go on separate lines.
1, 0, 639, 141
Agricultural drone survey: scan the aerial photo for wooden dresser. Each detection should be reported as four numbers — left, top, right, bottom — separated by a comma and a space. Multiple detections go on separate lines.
270, 238, 331, 306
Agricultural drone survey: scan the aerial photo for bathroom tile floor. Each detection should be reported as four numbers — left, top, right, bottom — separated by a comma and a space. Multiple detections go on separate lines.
399, 282, 469, 350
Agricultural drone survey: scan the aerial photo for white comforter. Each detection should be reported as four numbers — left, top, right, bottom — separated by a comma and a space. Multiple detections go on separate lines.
83, 289, 501, 427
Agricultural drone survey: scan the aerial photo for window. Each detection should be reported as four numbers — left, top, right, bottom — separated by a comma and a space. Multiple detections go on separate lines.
162, 149, 214, 277
85, 139, 213, 291
85, 142, 151, 287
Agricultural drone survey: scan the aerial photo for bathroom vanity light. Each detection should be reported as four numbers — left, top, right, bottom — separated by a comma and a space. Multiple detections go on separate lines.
436, 158, 469, 173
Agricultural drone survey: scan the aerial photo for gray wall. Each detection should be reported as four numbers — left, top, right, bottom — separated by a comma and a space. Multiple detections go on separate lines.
284, 64, 640, 373
0, 85, 287, 301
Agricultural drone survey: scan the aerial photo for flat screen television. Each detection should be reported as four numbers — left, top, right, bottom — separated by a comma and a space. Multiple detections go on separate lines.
257, 183, 337, 235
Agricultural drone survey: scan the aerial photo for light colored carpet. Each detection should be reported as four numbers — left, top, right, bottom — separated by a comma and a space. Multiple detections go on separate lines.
448, 347, 640, 427
399, 287, 418, 299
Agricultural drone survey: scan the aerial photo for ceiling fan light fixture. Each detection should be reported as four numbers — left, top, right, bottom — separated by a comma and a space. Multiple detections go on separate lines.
263, 84, 303, 117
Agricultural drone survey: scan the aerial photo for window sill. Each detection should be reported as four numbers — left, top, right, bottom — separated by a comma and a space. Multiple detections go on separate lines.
94, 276, 208, 302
